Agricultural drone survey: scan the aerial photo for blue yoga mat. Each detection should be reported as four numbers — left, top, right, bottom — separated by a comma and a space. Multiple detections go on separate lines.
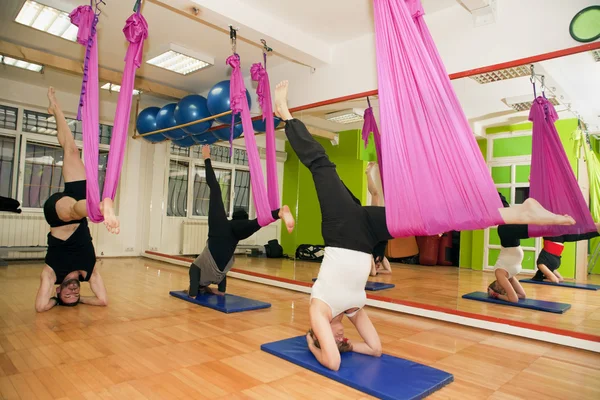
261, 336, 453, 400
519, 279, 600, 291
312, 278, 395, 291
169, 290, 271, 313
462, 291, 571, 314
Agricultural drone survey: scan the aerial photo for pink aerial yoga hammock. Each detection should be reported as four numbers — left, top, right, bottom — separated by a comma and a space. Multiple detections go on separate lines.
227, 54, 278, 226
70, 4, 148, 223
373, 0, 503, 237
528, 97, 596, 237
362, 106, 384, 190
250, 62, 280, 212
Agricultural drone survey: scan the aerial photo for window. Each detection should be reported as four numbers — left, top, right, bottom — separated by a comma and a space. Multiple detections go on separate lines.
0, 136, 16, 197
167, 160, 189, 217
168, 143, 251, 218
192, 166, 231, 216
23, 109, 113, 144
515, 187, 530, 204
0, 105, 18, 130
233, 170, 250, 214
0, 102, 114, 210
22, 142, 66, 208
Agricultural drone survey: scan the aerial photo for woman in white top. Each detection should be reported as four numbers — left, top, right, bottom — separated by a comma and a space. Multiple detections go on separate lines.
274, 80, 575, 371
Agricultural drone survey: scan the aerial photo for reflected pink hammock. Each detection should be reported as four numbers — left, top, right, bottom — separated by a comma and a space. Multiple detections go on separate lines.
70, 6, 148, 222
373, 0, 503, 237
528, 98, 596, 237
362, 107, 384, 190
228, 55, 278, 226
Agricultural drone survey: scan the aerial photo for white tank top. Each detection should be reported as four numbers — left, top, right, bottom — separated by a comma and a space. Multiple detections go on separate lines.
493, 246, 524, 279
310, 247, 372, 318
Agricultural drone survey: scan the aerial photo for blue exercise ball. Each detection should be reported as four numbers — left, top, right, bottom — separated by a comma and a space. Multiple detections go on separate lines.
156, 103, 186, 140
172, 136, 196, 148
212, 123, 244, 142
136, 107, 166, 143
193, 132, 219, 145
252, 116, 282, 133
207, 80, 252, 124
174, 95, 213, 135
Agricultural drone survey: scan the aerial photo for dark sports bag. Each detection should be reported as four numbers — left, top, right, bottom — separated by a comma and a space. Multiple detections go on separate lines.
295, 244, 325, 262
264, 239, 284, 258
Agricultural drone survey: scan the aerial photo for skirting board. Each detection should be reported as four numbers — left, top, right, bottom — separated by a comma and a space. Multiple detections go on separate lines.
143, 252, 600, 353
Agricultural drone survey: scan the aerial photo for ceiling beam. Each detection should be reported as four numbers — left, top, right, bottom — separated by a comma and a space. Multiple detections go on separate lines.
0, 39, 189, 100
147, 0, 332, 68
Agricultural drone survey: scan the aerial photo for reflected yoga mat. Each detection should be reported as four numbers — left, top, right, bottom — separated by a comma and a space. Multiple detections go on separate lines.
169, 290, 271, 313
462, 291, 571, 313
312, 278, 395, 291
519, 279, 600, 291
261, 336, 453, 400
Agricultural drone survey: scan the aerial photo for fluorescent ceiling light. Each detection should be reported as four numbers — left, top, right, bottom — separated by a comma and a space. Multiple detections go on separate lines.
469, 66, 531, 84
0, 55, 43, 72
325, 108, 365, 124
15, 1, 78, 42
503, 94, 559, 112
147, 44, 214, 76
101, 83, 140, 96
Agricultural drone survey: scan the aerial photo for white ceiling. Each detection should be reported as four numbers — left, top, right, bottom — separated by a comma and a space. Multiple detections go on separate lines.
296, 52, 600, 134
237, 0, 458, 44
0, 0, 288, 94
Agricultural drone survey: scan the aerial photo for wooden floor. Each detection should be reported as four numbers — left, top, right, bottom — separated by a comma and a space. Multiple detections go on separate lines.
231, 257, 600, 337
0, 258, 599, 399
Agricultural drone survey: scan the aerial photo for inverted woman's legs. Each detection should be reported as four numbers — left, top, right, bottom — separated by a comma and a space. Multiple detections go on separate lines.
498, 198, 574, 226
48, 88, 119, 233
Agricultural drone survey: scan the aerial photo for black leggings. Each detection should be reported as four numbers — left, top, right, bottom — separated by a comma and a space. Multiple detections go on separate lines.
284, 119, 392, 253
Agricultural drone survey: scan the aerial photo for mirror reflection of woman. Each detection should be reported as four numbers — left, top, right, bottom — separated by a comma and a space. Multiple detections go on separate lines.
488, 193, 600, 302
366, 162, 392, 276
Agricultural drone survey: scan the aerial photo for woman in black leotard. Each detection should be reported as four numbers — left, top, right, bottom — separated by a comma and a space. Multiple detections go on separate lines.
35, 88, 119, 313
184, 145, 294, 296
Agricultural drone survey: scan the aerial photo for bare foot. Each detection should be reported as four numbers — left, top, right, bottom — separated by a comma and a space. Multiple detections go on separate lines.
47, 87, 59, 115
522, 198, 575, 226
278, 205, 295, 233
274, 81, 293, 121
100, 198, 120, 234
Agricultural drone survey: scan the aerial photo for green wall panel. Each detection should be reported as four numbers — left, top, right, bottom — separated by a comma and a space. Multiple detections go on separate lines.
515, 165, 531, 183
491, 166, 511, 184
492, 136, 532, 158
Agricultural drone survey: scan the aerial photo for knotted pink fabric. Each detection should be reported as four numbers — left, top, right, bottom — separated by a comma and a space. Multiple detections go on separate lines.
71, 7, 148, 222
362, 107, 384, 190
251, 62, 280, 212
227, 55, 276, 226
528, 97, 596, 237
373, 0, 503, 237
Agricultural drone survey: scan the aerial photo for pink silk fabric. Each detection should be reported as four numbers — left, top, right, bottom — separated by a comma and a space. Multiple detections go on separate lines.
70, 8, 148, 222
251, 63, 280, 211
373, 0, 503, 237
362, 107, 384, 190
528, 97, 596, 237
227, 55, 276, 226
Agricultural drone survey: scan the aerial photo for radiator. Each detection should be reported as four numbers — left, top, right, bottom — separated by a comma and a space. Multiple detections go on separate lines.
0, 213, 48, 247
0, 213, 101, 259
182, 220, 209, 255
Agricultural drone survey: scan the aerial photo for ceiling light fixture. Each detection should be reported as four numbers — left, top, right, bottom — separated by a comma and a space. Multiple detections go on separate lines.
0, 55, 43, 73
469, 66, 531, 84
325, 108, 365, 124
146, 44, 214, 76
503, 94, 559, 112
15, 1, 79, 42
101, 83, 140, 95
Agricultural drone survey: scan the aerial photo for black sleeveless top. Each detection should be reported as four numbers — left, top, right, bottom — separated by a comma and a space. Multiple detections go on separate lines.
45, 219, 96, 284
